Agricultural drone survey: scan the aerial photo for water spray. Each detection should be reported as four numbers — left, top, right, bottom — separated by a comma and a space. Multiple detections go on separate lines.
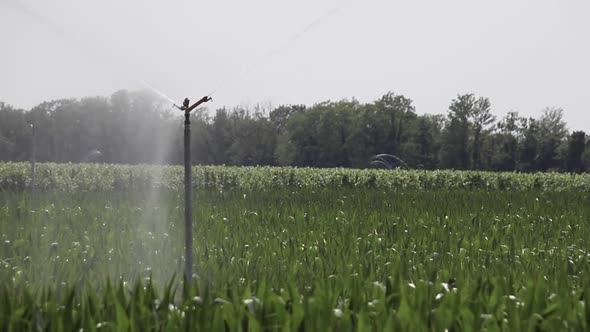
9, 0, 179, 107
13, 0, 353, 284
169, 1, 351, 282
207, 0, 354, 97
173, 95, 212, 283
140, 80, 177, 105
369, 154, 410, 169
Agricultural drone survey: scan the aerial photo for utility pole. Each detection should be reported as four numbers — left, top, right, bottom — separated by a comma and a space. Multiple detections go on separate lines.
175, 95, 212, 283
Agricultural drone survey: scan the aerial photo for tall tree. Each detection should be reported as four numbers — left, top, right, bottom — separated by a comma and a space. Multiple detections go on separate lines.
209, 109, 233, 165
492, 112, 524, 171
314, 101, 356, 167
281, 107, 321, 166
583, 139, 590, 172
565, 131, 587, 173
227, 108, 277, 166
535, 108, 568, 171
375, 92, 416, 156
189, 111, 214, 165
271, 105, 306, 166
470, 97, 495, 170
439, 94, 474, 170
0, 92, 582, 172
0, 102, 27, 161
270, 105, 305, 132
408, 115, 441, 169
518, 118, 539, 171
30, 99, 78, 162
345, 102, 389, 167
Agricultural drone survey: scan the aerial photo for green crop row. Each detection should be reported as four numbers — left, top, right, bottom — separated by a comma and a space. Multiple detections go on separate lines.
2, 274, 588, 331
1, 189, 589, 330
1, 162, 590, 192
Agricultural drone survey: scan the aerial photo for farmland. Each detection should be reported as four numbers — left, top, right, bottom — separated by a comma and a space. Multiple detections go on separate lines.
1, 163, 590, 330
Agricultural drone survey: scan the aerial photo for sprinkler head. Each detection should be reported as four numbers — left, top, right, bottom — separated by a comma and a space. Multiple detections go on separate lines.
175, 95, 212, 112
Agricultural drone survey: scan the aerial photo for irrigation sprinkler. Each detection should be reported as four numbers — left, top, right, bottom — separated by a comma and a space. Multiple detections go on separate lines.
369, 154, 410, 169
174, 95, 212, 283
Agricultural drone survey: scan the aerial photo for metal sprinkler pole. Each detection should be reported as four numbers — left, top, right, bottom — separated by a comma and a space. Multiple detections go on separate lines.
183, 107, 192, 283
176, 96, 212, 283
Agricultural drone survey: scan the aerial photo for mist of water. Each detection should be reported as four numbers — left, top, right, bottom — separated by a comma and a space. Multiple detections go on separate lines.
10, 0, 353, 286
9, 0, 179, 108
8, 0, 184, 286
139, 80, 177, 106
208, 0, 354, 97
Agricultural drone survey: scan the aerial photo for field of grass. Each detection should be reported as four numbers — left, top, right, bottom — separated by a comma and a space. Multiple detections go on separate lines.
2, 162, 590, 192
1, 163, 590, 330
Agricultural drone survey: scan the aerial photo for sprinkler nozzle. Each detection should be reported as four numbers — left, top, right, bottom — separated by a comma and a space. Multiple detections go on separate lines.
179, 95, 213, 112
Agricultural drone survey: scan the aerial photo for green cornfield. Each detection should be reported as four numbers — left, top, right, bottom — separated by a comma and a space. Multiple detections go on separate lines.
1, 162, 590, 330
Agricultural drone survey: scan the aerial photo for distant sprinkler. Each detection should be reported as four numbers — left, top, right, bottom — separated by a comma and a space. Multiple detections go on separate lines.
369, 154, 410, 169
175, 95, 212, 284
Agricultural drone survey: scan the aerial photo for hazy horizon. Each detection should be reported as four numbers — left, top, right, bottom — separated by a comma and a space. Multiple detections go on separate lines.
1, 0, 589, 131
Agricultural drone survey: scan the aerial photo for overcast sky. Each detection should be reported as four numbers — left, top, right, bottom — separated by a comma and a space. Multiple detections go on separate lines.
1, 0, 589, 131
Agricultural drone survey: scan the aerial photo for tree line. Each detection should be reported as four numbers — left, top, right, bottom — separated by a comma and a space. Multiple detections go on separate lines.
1, 90, 589, 172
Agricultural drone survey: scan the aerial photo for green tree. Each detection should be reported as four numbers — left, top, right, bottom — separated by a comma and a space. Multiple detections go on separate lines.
209, 109, 233, 165
0, 102, 27, 161
189, 111, 215, 165
270, 105, 305, 132
565, 131, 587, 173
439, 94, 474, 170
281, 108, 319, 166
314, 101, 356, 167
518, 118, 539, 171
583, 140, 590, 172
404, 115, 441, 169
272, 105, 305, 166
0, 91, 583, 171
375, 92, 416, 156
227, 108, 277, 166
493, 112, 526, 171
29, 99, 78, 162
345, 102, 389, 168
535, 108, 568, 171
279, 100, 357, 167
470, 97, 495, 170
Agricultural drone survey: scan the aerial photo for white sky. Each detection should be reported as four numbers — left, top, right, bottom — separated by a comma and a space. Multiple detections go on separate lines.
1, 0, 589, 131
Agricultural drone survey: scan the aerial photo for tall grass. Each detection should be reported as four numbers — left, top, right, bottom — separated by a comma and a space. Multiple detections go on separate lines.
2, 162, 590, 192
1, 187, 589, 330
